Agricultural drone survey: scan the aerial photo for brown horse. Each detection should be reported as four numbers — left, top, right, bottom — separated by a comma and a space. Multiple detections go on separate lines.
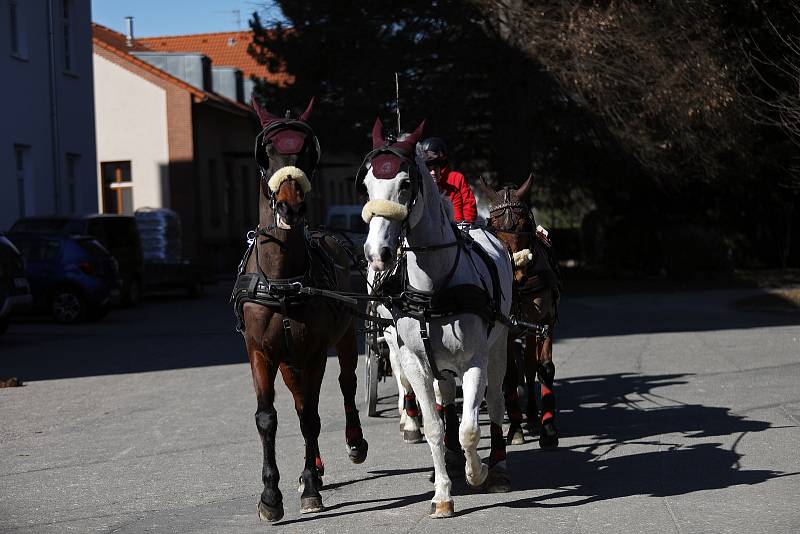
233, 98, 368, 521
479, 174, 561, 449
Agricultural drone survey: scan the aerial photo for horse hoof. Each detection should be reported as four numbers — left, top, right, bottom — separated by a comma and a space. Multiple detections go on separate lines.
257, 499, 284, 522
539, 422, 559, 449
429, 500, 455, 518
466, 462, 489, 488
403, 429, 424, 444
506, 427, 525, 446
300, 495, 325, 514
347, 438, 369, 464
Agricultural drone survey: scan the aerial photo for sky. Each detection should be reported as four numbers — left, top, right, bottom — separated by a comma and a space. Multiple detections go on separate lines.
90, 0, 283, 36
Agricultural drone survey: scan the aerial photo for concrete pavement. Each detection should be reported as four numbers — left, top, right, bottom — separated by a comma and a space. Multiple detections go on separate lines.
1, 283, 799, 533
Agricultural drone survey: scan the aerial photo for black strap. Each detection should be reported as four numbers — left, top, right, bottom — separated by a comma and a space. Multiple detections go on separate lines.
401, 241, 459, 253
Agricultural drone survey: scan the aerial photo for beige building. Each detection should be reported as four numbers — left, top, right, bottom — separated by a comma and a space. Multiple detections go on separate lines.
91, 23, 258, 272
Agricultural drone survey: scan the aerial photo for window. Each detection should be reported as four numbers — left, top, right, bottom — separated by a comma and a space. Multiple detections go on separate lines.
62, 0, 72, 71
8, 0, 27, 58
101, 161, 133, 215
9, 0, 18, 54
14, 144, 29, 217
14, 239, 61, 262
209, 159, 220, 224
66, 153, 79, 213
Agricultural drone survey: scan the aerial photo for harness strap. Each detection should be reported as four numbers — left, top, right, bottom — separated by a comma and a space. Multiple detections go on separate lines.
401, 241, 459, 253
279, 297, 297, 371
418, 318, 443, 381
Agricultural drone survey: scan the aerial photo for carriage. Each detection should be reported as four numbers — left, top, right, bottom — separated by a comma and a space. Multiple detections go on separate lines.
363, 299, 392, 416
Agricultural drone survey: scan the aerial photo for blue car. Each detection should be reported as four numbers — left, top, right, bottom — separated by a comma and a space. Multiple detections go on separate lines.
7, 233, 122, 323
0, 234, 33, 334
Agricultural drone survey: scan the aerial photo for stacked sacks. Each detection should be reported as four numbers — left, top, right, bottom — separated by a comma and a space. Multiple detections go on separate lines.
135, 208, 182, 262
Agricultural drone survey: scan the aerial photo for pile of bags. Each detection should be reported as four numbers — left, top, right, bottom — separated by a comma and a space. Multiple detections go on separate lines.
135, 208, 182, 262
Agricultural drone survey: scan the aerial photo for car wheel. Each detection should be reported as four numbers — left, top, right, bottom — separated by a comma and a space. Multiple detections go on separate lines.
123, 278, 142, 307
51, 289, 86, 324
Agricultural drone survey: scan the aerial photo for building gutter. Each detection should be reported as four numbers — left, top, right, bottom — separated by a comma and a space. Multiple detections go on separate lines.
46, 0, 62, 213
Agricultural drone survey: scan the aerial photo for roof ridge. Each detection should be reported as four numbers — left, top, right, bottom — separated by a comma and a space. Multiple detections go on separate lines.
92, 36, 249, 112
138, 30, 253, 40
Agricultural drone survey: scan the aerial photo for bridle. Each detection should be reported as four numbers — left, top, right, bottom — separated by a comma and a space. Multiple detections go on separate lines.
355, 140, 421, 217
255, 117, 321, 202
487, 187, 536, 236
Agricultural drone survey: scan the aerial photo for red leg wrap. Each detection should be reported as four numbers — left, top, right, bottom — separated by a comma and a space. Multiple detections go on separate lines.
489, 422, 506, 463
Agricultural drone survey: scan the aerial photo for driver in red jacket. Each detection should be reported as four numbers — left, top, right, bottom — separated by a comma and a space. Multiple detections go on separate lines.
421, 137, 477, 223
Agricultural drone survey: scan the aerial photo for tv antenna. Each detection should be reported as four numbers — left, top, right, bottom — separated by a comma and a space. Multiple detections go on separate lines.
213, 8, 242, 29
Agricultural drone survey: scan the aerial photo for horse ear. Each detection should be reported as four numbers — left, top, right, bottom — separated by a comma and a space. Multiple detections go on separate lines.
406, 120, 426, 146
251, 94, 279, 127
299, 96, 315, 122
392, 120, 426, 154
372, 117, 385, 149
515, 172, 534, 199
478, 175, 499, 203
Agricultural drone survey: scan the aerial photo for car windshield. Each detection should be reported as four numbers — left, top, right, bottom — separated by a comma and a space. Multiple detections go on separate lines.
11, 219, 71, 233
12, 239, 61, 261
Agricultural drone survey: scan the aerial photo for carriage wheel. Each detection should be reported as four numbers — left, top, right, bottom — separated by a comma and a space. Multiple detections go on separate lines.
364, 339, 380, 417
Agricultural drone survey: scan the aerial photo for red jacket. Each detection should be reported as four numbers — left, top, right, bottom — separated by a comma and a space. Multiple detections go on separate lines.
438, 168, 477, 222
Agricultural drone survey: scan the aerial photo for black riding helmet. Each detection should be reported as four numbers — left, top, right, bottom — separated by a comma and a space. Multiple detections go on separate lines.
420, 137, 448, 166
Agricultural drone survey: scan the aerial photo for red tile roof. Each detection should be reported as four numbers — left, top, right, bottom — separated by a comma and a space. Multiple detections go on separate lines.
91, 23, 250, 113
138, 31, 293, 87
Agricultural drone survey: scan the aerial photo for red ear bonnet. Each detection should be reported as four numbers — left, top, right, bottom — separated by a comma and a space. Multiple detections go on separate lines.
251, 95, 280, 128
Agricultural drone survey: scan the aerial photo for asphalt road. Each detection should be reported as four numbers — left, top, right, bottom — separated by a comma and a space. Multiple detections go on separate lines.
1, 283, 799, 533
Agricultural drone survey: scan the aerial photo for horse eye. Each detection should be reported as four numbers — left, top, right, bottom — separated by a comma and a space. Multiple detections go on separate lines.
399, 180, 411, 191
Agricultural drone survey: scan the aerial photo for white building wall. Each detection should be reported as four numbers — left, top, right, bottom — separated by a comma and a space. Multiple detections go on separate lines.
93, 53, 170, 210
0, 0, 98, 230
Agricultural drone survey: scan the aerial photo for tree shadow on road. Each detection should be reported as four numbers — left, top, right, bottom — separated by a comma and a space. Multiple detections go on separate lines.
464, 371, 796, 513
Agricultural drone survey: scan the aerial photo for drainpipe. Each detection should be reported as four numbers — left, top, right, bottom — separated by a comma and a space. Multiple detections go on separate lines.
46, 0, 62, 213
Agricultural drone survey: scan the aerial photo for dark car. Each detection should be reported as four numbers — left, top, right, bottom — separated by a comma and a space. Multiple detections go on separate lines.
7, 233, 121, 324
10, 215, 144, 306
0, 234, 33, 334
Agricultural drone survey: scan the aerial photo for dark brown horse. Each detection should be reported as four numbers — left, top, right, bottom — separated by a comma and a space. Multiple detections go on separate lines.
233, 98, 368, 521
479, 174, 561, 449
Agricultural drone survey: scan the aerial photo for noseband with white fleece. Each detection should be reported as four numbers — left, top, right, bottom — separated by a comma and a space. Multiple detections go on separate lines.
267, 166, 311, 194
362, 199, 408, 223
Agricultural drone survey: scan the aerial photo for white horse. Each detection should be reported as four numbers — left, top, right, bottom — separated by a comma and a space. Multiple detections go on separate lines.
360, 119, 513, 517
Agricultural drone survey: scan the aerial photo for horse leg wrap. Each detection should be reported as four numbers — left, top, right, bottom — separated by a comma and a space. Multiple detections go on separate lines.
404, 394, 420, 418
344, 405, 368, 462
537, 361, 556, 424
344, 406, 363, 444
488, 422, 506, 465
443, 404, 461, 452
504, 390, 524, 444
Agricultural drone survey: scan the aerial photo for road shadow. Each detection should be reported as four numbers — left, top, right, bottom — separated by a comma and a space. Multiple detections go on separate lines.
462, 371, 794, 513
556, 288, 800, 340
